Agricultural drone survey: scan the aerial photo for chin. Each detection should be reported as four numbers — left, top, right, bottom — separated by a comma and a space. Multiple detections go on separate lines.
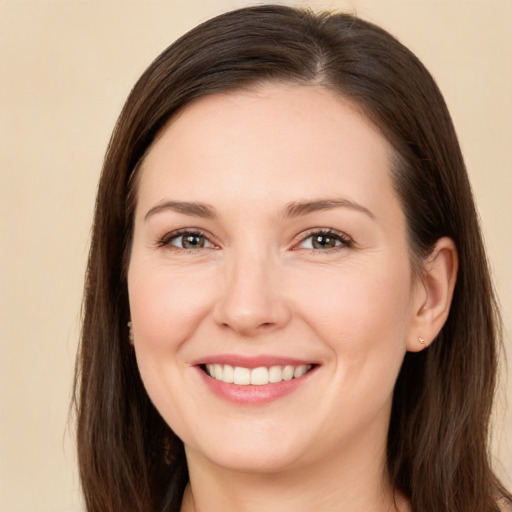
183, 428, 309, 474
194, 447, 299, 474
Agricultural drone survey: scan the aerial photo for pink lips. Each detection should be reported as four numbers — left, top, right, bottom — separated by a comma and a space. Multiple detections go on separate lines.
191, 355, 318, 405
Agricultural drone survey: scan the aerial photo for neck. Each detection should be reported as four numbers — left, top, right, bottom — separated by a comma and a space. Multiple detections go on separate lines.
180, 439, 408, 512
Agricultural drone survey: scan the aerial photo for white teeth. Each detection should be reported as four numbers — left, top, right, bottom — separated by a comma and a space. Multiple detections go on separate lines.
293, 365, 307, 378
233, 366, 251, 385
250, 367, 269, 385
223, 364, 234, 383
282, 365, 294, 381
214, 364, 223, 380
205, 364, 312, 385
268, 365, 282, 383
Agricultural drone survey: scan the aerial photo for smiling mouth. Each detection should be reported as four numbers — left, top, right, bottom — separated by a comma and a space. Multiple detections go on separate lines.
202, 364, 315, 385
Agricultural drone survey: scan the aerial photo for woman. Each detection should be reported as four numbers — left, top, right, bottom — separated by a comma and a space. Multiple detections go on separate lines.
74, 5, 510, 512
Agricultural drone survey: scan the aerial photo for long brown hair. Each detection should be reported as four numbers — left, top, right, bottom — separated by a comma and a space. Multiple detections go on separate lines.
74, 5, 509, 511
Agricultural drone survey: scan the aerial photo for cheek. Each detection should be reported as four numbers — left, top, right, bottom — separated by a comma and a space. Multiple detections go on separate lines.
293, 262, 413, 361
128, 263, 216, 352
302, 262, 411, 331
127, 265, 216, 434
299, 264, 412, 421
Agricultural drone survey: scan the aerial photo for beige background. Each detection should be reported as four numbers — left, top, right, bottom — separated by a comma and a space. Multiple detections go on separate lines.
1, 1, 511, 510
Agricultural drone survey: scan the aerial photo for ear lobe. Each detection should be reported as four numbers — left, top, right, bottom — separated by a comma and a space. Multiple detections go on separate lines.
407, 237, 458, 352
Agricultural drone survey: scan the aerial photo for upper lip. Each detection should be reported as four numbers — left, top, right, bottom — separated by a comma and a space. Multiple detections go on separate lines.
190, 354, 317, 369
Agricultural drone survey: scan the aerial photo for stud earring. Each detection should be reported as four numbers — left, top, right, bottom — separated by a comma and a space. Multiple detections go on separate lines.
418, 336, 427, 344
127, 321, 134, 344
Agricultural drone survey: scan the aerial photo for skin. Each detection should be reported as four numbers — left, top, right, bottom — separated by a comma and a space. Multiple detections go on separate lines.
127, 84, 457, 512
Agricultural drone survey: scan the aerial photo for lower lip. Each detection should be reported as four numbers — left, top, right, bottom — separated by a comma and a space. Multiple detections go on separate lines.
196, 366, 317, 405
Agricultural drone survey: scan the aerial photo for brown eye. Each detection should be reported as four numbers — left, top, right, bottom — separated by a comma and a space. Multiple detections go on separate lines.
182, 234, 205, 248
167, 231, 214, 249
312, 234, 338, 249
298, 230, 352, 251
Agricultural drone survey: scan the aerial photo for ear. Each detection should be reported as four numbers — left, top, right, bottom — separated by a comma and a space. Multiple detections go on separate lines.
407, 237, 458, 352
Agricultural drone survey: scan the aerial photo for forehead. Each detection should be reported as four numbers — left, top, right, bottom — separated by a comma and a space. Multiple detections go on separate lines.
136, 84, 398, 220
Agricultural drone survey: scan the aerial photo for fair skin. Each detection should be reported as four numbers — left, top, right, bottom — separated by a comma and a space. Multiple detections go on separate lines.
127, 84, 457, 512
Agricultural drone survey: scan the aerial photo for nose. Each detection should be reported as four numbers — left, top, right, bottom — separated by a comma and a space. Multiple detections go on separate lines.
213, 249, 291, 337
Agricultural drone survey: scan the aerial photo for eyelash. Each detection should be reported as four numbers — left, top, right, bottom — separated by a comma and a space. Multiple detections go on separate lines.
157, 228, 353, 253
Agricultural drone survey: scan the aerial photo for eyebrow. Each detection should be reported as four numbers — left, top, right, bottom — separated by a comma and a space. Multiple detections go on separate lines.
144, 197, 375, 222
144, 200, 217, 221
282, 198, 375, 219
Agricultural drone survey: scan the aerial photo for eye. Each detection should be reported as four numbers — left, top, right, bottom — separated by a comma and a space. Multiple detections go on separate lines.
159, 229, 216, 250
296, 229, 352, 251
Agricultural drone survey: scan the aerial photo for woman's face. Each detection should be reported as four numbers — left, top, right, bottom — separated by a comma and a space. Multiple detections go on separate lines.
127, 84, 424, 473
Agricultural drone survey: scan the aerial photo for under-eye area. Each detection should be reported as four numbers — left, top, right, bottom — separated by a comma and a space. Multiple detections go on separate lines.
200, 363, 318, 385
